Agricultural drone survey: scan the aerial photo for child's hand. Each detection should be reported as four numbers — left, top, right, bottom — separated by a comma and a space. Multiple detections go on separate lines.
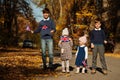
104, 40, 107, 44
91, 43, 94, 48
69, 38, 72, 41
31, 30, 34, 33
50, 30, 55, 35
50, 30, 54, 33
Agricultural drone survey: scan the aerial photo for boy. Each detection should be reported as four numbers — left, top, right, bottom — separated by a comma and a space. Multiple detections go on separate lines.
90, 18, 108, 75
31, 8, 56, 70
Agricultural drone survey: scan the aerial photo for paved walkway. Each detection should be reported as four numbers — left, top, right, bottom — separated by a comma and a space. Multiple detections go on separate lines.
32, 52, 120, 80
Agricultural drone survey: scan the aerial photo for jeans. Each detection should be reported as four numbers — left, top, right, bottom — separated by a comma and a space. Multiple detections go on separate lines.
41, 39, 53, 67
92, 44, 107, 70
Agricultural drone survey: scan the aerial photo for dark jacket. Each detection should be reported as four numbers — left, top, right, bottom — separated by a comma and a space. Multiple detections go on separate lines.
90, 29, 106, 44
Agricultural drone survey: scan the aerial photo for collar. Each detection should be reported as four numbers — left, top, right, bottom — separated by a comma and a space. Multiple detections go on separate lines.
80, 45, 85, 47
43, 17, 50, 21
95, 28, 101, 31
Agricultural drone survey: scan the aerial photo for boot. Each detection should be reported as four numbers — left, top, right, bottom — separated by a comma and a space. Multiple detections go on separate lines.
75, 67, 80, 73
62, 67, 65, 73
82, 67, 85, 73
66, 67, 70, 73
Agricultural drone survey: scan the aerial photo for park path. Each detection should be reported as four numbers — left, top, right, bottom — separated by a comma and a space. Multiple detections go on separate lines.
32, 51, 120, 80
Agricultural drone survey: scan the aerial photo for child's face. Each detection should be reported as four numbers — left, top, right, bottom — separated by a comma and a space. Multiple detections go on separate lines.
95, 21, 101, 29
79, 41, 84, 45
43, 13, 49, 19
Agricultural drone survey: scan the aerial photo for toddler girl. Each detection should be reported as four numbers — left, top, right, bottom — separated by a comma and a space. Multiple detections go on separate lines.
58, 28, 73, 73
75, 34, 88, 73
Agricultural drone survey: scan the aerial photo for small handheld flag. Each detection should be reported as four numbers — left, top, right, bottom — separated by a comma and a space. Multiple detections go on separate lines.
26, 25, 31, 31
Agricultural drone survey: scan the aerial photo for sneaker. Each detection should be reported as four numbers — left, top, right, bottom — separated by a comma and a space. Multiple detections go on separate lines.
91, 69, 96, 74
103, 70, 108, 75
75, 71, 79, 74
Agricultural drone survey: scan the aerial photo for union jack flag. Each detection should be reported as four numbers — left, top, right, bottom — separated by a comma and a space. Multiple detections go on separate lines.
42, 25, 48, 30
61, 36, 69, 42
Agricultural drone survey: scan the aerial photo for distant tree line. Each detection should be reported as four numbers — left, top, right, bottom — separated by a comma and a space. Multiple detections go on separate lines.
0, 0, 32, 47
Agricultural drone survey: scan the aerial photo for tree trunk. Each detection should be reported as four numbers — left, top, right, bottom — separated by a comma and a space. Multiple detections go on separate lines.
114, 9, 120, 53
59, 0, 62, 17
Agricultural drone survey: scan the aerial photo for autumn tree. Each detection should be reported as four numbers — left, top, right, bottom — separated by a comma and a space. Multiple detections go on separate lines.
0, 0, 32, 47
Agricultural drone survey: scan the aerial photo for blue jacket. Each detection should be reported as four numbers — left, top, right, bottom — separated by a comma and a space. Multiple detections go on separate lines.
34, 18, 56, 39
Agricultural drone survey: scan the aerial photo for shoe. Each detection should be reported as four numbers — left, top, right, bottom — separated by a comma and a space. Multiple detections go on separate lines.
43, 65, 47, 70
66, 67, 70, 73
62, 68, 65, 73
82, 68, 85, 73
75, 71, 79, 74
62, 70, 66, 73
91, 69, 96, 74
103, 70, 108, 75
75, 68, 80, 74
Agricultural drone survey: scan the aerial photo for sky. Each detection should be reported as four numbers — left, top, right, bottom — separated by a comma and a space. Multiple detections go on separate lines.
26, 0, 45, 22
0, 0, 44, 22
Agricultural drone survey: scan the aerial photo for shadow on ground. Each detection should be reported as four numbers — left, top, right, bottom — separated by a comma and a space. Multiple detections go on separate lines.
0, 63, 62, 80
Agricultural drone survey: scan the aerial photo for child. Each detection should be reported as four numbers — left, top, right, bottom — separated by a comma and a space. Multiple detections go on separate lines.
75, 34, 88, 73
31, 8, 56, 70
90, 18, 107, 75
58, 28, 73, 73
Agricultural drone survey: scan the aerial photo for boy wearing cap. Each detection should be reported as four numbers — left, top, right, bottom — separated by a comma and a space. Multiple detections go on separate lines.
75, 33, 88, 74
58, 28, 73, 73
31, 8, 56, 70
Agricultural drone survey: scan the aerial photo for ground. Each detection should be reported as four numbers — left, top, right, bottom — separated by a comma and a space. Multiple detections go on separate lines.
0, 48, 120, 80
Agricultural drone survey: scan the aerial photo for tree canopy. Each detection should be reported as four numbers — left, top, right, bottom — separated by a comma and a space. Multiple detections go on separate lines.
0, 0, 120, 53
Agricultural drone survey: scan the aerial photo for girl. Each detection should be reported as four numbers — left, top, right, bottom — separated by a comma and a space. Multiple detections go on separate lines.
75, 34, 88, 73
58, 28, 73, 73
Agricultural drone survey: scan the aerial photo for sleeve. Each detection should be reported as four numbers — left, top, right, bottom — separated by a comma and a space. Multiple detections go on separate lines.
34, 22, 42, 33
69, 39, 73, 47
102, 30, 107, 41
90, 30, 94, 44
84, 47, 88, 59
75, 47, 79, 56
58, 40, 62, 48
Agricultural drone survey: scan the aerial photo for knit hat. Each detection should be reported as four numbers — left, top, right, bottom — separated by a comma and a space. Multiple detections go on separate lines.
62, 28, 69, 36
79, 36, 87, 44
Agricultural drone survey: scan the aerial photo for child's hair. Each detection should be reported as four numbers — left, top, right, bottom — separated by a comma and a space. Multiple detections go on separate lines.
43, 8, 50, 14
95, 18, 101, 23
